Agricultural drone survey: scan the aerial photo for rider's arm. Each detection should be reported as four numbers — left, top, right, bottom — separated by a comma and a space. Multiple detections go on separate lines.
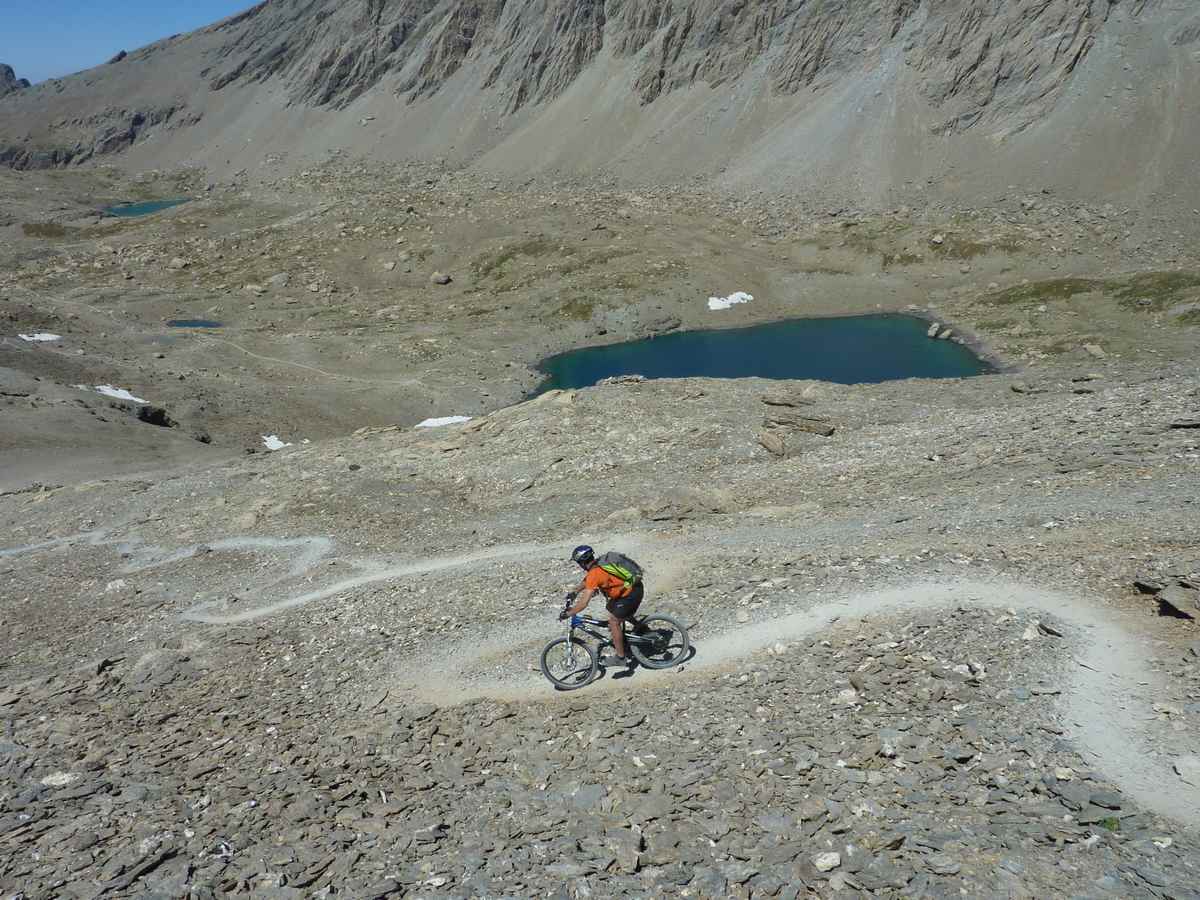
567, 588, 594, 615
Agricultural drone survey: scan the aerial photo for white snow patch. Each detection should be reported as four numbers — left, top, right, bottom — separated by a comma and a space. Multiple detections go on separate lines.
415, 416, 472, 428
41, 771, 81, 788
707, 291, 753, 311
76, 384, 149, 403
262, 435, 293, 451
19, 333, 62, 342
95, 385, 148, 403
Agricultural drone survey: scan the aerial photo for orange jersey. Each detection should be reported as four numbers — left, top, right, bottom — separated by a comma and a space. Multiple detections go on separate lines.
585, 565, 632, 600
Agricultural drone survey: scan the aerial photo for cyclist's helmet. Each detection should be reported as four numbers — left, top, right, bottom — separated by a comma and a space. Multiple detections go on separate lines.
571, 545, 596, 568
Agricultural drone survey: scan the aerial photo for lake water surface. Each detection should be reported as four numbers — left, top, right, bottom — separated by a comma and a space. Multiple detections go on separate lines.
103, 199, 190, 218
536, 314, 992, 393
167, 319, 223, 328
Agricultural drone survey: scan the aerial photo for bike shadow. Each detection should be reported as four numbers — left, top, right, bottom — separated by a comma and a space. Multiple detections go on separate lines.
605, 645, 698, 681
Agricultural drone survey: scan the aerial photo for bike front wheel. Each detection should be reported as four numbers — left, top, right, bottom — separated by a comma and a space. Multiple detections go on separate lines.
540, 636, 598, 690
628, 614, 690, 669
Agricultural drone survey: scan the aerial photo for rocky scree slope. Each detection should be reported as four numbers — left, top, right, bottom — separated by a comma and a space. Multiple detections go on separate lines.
1, 1, 1198, 209
2, 371, 1200, 896
197, 0, 1101, 126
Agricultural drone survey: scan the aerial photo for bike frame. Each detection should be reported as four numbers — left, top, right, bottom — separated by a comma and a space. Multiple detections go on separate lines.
566, 613, 654, 647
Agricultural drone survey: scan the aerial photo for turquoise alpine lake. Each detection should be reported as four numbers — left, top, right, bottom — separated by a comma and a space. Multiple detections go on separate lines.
167, 319, 223, 328
535, 314, 993, 393
103, 199, 190, 217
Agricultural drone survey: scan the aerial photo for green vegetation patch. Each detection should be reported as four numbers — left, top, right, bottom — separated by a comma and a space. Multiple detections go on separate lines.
554, 245, 635, 276
881, 252, 924, 270
988, 278, 1102, 306
798, 264, 854, 275
985, 271, 1200, 312
557, 298, 598, 321
22, 222, 73, 239
1108, 272, 1200, 311
472, 236, 556, 278
1175, 308, 1200, 326
930, 235, 1026, 260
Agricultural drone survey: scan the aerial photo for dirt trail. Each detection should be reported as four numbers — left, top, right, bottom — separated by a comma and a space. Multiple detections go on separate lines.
194, 335, 425, 387
3, 527, 1196, 826
396, 577, 1200, 829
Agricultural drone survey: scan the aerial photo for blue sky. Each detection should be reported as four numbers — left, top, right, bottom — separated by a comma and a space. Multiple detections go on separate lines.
2, 1, 255, 84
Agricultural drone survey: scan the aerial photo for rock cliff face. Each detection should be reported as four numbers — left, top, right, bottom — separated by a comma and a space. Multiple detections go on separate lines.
197, 0, 1110, 129
0, 0, 1197, 211
0, 64, 30, 96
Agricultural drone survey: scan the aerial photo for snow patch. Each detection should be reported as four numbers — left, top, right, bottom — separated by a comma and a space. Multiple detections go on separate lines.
96, 385, 148, 403
19, 333, 62, 342
41, 772, 81, 788
262, 435, 293, 451
75, 384, 149, 404
416, 416, 472, 428
707, 291, 753, 311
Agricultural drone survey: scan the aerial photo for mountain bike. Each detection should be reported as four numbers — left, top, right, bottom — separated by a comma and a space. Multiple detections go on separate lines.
539, 598, 691, 690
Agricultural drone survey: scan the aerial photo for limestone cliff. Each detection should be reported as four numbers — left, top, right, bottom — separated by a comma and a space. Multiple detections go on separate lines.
0, 0, 1197, 214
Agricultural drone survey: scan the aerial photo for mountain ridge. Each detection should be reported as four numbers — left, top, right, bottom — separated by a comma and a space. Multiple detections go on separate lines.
0, 1, 1198, 211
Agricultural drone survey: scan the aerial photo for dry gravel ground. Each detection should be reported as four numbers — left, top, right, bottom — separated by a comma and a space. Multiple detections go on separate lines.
1, 164, 1200, 897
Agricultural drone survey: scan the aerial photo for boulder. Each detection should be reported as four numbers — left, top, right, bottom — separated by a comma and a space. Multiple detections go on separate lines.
1156, 584, 1198, 619
763, 408, 836, 436
1173, 756, 1200, 787
0, 64, 30, 96
758, 429, 786, 457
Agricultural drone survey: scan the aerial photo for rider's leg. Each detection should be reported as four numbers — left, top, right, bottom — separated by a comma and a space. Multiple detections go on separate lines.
608, 613, 627, 659
605, 585, 643, 661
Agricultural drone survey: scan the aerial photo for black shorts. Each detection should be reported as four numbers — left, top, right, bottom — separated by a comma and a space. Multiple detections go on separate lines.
605, 582, 644, 620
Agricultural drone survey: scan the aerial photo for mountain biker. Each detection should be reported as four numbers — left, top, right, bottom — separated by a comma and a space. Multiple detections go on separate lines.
561, 545, 643, 667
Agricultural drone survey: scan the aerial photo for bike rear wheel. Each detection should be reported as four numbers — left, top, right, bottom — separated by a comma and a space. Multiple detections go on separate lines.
628, 614, 690, 669
540, 636, 598, 690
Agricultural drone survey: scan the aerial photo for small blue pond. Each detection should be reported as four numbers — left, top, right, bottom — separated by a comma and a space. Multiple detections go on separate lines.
103, 199, 190, 218
167, 319, 223, 328
536, 314, 992, 393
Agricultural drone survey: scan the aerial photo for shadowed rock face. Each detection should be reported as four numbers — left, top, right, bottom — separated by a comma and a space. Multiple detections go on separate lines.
202, 0, 1111, 127
0, 64, 30, 96
0, 0, 1189, 194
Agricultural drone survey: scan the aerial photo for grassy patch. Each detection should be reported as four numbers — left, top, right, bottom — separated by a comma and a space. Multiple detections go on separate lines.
1043, 338, 1083, 355
1099, 817, 1120, 832
931, 235, 1025, 260
22, 222, 73, 239
1108, 272, 1200, 311
555, 246, 635, 276
799, 264, 854, 275
472, 236, 556, 278
881, 252, 924, 269
985, 272, 1200, 312
932, 238, 991, 260
1175, 308, 1200, 325
841, 230, 889, 255
557, 298, 597, 321
988, 278, 1103, 305
975, 317, 1021, 331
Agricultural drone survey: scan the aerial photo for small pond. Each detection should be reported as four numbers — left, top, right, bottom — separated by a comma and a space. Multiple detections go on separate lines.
167, 319, 223, 328
103, 199, 190, 218
535, 314, 992, 393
